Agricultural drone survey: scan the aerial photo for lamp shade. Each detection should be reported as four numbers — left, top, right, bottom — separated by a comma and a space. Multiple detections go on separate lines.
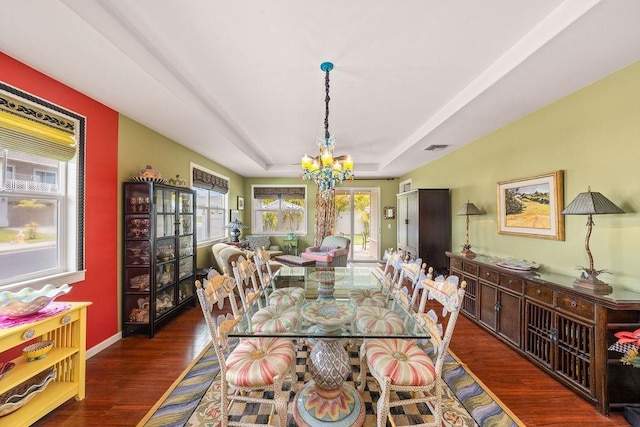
561, 189, 624, 215
456, 202, 482, 216
225, 219, 247, 229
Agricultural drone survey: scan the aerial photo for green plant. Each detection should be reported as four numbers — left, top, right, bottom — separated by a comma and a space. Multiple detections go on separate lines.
25, 221, 39, 239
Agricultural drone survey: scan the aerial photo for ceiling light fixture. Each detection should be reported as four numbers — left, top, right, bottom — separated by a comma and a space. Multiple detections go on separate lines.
301, 62, 353, 197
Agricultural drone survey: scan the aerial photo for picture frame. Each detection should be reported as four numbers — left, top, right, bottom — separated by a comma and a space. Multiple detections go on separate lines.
237, 196, 245, 210
230, 209, 240, 222
384, 206, 396, 219
497, 170, 564, 240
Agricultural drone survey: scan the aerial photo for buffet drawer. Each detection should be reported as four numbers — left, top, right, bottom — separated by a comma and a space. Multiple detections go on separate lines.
526, 282, 554, 305
500, 274, 524, 294
450, 257, 463, 271
479, 266, 499, 285
557, 292, 595, 321
463, 262, 479, 276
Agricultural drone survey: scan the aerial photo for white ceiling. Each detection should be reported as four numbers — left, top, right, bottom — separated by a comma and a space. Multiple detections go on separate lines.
1, 1, 639, 178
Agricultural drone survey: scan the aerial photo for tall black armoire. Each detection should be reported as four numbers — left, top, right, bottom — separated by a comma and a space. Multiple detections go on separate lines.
396, 188, 451, 274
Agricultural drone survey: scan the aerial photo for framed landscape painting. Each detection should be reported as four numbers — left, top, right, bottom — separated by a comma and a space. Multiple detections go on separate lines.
497, 170, 564, 240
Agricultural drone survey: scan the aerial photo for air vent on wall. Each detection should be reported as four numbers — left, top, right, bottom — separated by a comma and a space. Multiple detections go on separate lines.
424, 144, 449, 151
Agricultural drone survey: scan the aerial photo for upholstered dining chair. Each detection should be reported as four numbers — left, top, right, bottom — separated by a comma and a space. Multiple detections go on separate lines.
195, 281, 297, 427
201, 272, 243, 317
357, 277, 467, 427
231, 258, 262, 311
253, 247, 306, 309
253, 247, 280, 293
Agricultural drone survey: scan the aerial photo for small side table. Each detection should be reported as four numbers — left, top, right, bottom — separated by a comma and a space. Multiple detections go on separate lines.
227, 240, 248, 249
283, 238, 298, 255
196, 267, 213, 283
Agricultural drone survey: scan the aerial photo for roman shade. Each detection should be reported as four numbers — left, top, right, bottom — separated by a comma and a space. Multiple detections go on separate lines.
192, 167, 229, 193
0, 93, 77, 161
253, 187, 305, 199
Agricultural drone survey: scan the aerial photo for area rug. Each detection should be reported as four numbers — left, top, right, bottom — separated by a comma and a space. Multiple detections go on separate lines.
139, 341, 524, 427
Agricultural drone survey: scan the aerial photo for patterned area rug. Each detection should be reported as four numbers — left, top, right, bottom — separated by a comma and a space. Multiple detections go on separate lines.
140, 341, 523, 427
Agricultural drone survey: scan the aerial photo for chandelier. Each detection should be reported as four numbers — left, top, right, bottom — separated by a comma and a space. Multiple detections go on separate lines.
301, 62, 353, 195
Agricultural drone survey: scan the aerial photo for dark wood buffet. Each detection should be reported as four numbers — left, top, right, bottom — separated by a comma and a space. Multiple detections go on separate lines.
446, 252, 640, 415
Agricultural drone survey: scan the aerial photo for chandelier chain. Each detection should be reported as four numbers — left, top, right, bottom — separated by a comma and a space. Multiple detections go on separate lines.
324, 68, 331, 140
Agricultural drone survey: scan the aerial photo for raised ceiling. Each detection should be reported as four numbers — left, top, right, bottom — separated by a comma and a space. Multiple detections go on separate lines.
1, 1, 639, 178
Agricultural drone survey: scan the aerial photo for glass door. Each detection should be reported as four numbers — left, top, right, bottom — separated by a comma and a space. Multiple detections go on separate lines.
334, 188, 379, 262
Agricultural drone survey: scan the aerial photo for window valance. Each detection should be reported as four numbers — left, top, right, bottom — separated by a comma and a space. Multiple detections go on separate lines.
253, 186, 305, 199
0, 93, 77, 161
192, 168, 229, 194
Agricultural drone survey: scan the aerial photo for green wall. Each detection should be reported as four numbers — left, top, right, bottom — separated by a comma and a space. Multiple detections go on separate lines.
401, 61, 640, 291
244, 177, 400, 255
117, 115, 245, 270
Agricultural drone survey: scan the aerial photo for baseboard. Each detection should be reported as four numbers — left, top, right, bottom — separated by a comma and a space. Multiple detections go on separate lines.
87, 331, 122, 359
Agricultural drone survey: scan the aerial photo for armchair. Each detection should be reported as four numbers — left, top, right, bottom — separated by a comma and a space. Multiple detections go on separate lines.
300, 235, 351, 267
245, 235, 271, 252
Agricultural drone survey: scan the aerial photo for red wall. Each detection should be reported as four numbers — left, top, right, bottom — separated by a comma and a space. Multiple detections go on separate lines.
0, 51, 119, 350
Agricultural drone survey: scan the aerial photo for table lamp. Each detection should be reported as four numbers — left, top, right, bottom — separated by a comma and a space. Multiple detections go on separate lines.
456, 201, 483, 258
561, 187, 624, 294
226, 219, 247, 243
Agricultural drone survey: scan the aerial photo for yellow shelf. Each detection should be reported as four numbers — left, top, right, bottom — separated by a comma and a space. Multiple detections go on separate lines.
0, 347, 79, 395
0, 302, 90, 427
0, 381, 78, 426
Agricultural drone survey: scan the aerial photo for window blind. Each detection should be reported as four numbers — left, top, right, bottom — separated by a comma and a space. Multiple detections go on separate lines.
192, 167, 229, 194
253, 187, 305, 199
0, 94, 77, 161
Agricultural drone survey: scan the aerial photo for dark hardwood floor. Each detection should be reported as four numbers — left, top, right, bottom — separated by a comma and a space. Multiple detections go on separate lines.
33, 299, 629, 426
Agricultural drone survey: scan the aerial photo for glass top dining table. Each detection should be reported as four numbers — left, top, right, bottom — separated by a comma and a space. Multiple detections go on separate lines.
226, 265, 431, 426
227, 265, 431, 340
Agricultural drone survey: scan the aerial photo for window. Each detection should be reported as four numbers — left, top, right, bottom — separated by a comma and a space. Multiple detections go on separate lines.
34, 170, 57, 185
0, 84, 85, 291
192, 164, 228, 244
252, 186, 306, 235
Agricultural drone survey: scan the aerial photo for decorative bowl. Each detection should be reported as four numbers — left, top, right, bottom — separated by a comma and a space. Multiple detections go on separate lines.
132, 165, 166, 184
0, 367, 56, 416
0, 363, 15, 381
0, 284, 72, 318
22, 340, 55, 361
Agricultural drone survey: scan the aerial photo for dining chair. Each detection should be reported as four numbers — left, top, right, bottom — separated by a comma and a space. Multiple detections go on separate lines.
253, 247, 281, 293
348, 288, 387, 308
250, 304, 300, 333
357, 277, 467, 427
268, 287, 306, 308
201, 273, 243, 317
195, 281, 297, 427
408, 265, 433, 314
231, 258, 262, 311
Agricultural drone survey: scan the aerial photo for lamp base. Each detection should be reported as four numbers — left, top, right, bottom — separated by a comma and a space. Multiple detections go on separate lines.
573, 273, 612, 295
460, 248, 476, 259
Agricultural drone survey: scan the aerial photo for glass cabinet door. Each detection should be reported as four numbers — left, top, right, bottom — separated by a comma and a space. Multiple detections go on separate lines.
178, 256, 193, 280
179, 214, 192, 235
179, 235, 193, 257
179, 192, 193, 214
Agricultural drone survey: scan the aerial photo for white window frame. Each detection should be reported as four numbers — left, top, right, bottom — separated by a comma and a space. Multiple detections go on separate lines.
191, 163, 228, 246
251, 185, 307, 236
33, 169, 57, 184
0, 83, 85, 292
